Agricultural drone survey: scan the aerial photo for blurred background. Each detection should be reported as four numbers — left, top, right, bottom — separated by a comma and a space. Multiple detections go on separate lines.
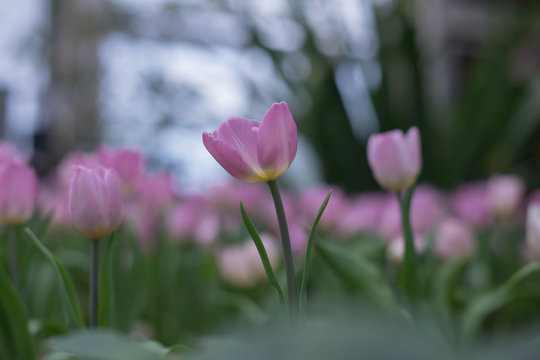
1, 0, 540, 193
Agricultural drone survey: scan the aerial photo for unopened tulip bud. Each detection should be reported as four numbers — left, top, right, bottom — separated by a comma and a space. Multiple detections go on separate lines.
486, 175, 524, 220
435, 218, 476, 260
69, 166, 124, 239
367, 127, 421, 191
526, 204, 540, 259
0, 162, 38, 224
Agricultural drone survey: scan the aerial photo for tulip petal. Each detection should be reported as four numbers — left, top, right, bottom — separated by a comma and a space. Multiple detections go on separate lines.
0, 163, 37, 224
367, 130, 415, 191
218, 117, 261, 170
203, 131, 259, 181
103, 169, 124, 230
69, 167, 108, 238
405, 127, 422, 175
256, 102, 297, 179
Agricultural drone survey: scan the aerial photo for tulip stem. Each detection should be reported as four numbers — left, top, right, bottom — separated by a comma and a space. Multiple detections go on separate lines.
90, 239, 100, 327
267, 180, 298, 322
398, 188, 418, 301
9, 226, 18, 285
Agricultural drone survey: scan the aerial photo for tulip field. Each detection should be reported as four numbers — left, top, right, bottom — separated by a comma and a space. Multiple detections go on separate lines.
2, 103, 540, 359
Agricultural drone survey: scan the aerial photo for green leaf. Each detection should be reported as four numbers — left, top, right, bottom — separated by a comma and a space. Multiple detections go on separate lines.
24, 227, 85, 329
0, 263, 35, 360
299, 189, 332, 312
240, 202, 286, 311
316, 240, 398, 311
49, 330, 166, 360
99, 232, 116, 327
461, 262, 540, 342
433, 258, 467, 324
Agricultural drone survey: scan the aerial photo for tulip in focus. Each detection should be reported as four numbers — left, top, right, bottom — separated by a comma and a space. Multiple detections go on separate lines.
69, 166, 124, 239
202, 102, 297, 182
526, 204, 540, 259
367, 127, 421, 191
486, 175, 525, 220
435, 218, 476, 260
0, 162, 38, 224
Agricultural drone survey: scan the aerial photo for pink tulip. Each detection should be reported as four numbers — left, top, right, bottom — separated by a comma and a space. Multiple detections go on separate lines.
0, 162, 38, 224
435, 218, 475, 260
367, 127, 421, 191
386, 235, 425, 264
0, 141, 25, 164
69, 166, 124, 239
379, 184, 444, 239
38, 187, 70, 227
486, 175, 525, 220
98, 146, 145, 194
58, 152, 100, 188
526, 204, 540, 259
202, 102, 297, 182
337, 193, 387, 236
299, 185, 347, 232
218, 235, 280, 287
139, 172, 174, 212
451, 181, 491, 227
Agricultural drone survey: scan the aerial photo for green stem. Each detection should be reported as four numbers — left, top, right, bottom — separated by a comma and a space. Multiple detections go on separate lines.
90, 239, 100, 327
9, 226, 18, 285
267, 180, 298, 321
398, 188, 418, 301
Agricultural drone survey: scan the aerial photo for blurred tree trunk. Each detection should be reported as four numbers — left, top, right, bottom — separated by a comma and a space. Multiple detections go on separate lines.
39, 0, 110, 170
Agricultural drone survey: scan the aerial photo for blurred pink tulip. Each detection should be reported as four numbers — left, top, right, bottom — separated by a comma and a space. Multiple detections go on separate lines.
337, 193, 387, 236
38, 187, 70, 227
367, 127, 421, 191
167, 197, 205, 241
288, 222, 308, 255
218, 235, 279, 287
0, 141, 25, 164
0, 162, 38, 224
379, 185, 444, 239
451, 182, 491, 227
203, 102, 297, 182
299, 185, 346, 232
486, 175, 525, 220
139, 172, 174, 212
386, 235, 425, 264
526, 204, 540, 259
435, 218, 476, 260
69, 166, 124, 239
57, 151, 99, 189
98, 147, 145, 194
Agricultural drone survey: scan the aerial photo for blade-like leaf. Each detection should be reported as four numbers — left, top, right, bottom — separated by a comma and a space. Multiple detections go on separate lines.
24, 228, 85, 329
240, 202, 286, 310
316, 240, 398, 311
300, 189, 332, 312
461, 262, 540, 342
433, 258, 466, 324
0, 263, 35, 360
99, 232, 116, 327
